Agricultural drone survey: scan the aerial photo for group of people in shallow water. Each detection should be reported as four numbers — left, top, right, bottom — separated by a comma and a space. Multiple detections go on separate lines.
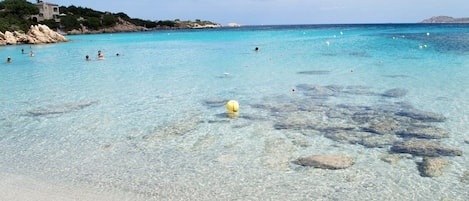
7, 46, 256, 63
85, 50, 104, 61
85, 50, 122, 61
5, 47, 35, 63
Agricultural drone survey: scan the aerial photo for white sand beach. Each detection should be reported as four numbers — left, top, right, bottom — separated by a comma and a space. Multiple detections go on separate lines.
0, 173, 143, 201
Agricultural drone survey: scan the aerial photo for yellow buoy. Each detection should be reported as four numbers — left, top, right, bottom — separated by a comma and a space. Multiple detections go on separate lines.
226, 100, 239, 112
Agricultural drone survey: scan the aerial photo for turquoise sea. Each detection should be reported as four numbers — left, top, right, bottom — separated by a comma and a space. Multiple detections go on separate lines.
1, 24, 468, 200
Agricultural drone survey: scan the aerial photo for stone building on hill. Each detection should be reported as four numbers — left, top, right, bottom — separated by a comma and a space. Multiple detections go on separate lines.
31, 0, 60, 22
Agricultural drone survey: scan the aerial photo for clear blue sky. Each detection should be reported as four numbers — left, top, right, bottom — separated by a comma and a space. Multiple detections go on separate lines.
30, 0, 468, 25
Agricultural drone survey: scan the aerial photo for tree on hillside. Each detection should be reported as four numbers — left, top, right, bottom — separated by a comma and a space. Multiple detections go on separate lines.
102, 14, 117, 27
0, 0, 39, 18
60, 15, 80, 31
0, 0, 39, 32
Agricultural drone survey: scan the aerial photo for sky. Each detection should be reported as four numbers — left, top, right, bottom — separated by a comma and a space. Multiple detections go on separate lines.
29, 0, 468, 25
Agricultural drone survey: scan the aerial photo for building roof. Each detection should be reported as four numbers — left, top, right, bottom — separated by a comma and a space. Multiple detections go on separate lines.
36, 2, 59, 7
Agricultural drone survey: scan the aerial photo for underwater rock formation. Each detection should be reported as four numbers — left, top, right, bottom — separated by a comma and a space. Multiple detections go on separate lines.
382, 88, 408, 98
293, 154, 354, 170
418, 157, 449, 177
390, 139, 462, 157
397, 126, 449, 139
28, 100, 98, 116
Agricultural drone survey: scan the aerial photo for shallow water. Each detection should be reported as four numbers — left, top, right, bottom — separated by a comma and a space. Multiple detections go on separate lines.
1, 24, 468, 200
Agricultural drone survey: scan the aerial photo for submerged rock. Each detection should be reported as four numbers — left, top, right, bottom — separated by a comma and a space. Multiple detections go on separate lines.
140, 114, 202, 147
28, 100, 98, 116
395, 109, 446, 122
361, 119, 403, 135
262, 138, 296, 171
397, 126, 449, 139
325, 130, 397, 148
297, 70, 331, 75
359, 134, 398, 148
382, 88, 408, 98
351, 111, 383, 124
324, 130, 371, 145
418, 157, 449, 177
203, 98, 229, 107
293, 154, 354, 169
297, 84, 337, 97
390, 139, 462, 157
461, 170, 469, 184
343, 85, 377, 96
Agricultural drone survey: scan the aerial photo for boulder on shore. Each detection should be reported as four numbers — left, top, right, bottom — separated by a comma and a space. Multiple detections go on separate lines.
0, 24, 67, 46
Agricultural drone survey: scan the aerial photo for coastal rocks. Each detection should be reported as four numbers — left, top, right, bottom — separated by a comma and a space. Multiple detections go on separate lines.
0, 24, 67, 45
0, 31, 23, 45
293, 154, 354, 170
191, 23, 222, 29
69, 18, 149, 35
26, 24, 67, 44
390, 139, 463, 157
418, 157, 449, 177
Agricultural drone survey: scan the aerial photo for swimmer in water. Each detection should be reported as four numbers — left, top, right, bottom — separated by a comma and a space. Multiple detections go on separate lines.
98, 50, 104, 60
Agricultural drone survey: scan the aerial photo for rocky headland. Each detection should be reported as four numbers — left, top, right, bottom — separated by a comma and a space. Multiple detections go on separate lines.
66, 17, 221, 35
0, 24, 67, 46
67, 18, 149, 35
421, 16, 469, 23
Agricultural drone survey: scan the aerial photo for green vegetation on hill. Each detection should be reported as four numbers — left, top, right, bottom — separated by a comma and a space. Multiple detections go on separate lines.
0, 0, 39, 32
0, 0, 219, 33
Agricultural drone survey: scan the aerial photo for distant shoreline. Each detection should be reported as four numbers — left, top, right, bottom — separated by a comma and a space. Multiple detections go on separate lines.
421, 16, 469, 23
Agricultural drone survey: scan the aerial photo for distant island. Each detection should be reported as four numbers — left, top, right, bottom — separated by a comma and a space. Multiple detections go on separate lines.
421, 16, 469, 23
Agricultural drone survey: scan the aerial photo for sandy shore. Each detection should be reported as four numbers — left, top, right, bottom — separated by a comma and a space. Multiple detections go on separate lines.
0, 173, 142, 201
